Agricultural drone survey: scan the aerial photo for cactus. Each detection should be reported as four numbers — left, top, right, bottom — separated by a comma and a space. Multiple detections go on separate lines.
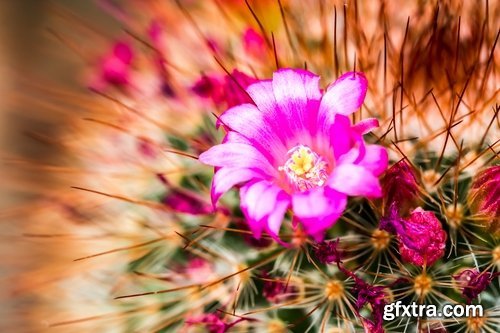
6, 1, 499, 332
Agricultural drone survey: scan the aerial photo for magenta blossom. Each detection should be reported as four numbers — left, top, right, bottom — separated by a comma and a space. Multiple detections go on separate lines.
90, 41, 134, 91
154, 174, 213, 215
200, 69, 388, 241
186, 313, 226, 333
163, 190, 213, 215
192, 70, 257, 108
242, 27, 266, 57
186, 312, 254, 332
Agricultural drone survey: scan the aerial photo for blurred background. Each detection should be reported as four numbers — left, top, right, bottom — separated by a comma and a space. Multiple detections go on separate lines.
0, 2, 118, 331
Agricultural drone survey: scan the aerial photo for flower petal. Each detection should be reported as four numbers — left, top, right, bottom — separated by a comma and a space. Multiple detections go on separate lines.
319, 71, 367, 118
246, 80, 281, 123
211, 167, 266, 206
240, 180, 290, 239
267, 192, 291, 236
335, 132, 366, 165
272, 68, 321, 144
357, 144, 388, 177
328, 164, 382, 197
316, 114, 353, 160
292, 187, 347, 239
353, 118, 379, 135
273, 68, 322, 100
222, 131, 253, 145
199, 143, 276, 177
218, 103, 287, 162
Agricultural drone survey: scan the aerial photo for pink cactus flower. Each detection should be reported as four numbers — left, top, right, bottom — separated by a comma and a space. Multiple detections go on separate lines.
242, 27, 266, 57
186, 313, 227, 333
192, 70, 256, 108
223, 70, 258, 107
163, 190, 213, 215
91, 41, 134, 91
200, 69, 388, 241
186, 312, 254, 333
191, 74, 223, 101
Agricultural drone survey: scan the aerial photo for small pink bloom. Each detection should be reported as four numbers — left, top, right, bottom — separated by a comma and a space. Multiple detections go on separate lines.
352, 280, 388, 333
147, 20, 164, 45
186, 312, 254, 332
186, 313, 227, 333
177, 257, 216, 285
242, 27, 266, 57
321, 239, 395, 333
184, 258, 213, 277
157, 175, 213, 215
192, 70, 256, 108
137, 137, 158, 159
224, 70, 257, 107
164, 190, 213, 215
91, 41, 134, 91
191, 74, 224, 101
200, 69, 387, 241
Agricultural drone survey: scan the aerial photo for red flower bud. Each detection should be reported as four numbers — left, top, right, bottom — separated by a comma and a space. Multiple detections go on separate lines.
468, 166, 500, 236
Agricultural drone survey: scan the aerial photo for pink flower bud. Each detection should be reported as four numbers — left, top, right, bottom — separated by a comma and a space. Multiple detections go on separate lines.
191, 70, 256, 108
453, 268, 499, 303
90, 41, 134, 91
398, 208, 447, 267
186, 313, 227, 333
242, 27, 266, 57
381, 159, 420, 215
164, 190, 212, 215
468, 166, 500, 236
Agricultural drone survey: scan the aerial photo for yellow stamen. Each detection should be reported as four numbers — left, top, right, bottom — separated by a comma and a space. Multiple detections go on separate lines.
289, 146, 314, 176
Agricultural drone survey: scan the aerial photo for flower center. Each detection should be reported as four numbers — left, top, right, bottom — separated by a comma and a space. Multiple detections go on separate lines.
325, 280, 344, 301
492, 246, 500, 265
279, 145, 328, 192
467, 315, 487, 331
413, 273, 433, 297
371, 229, 391, 251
